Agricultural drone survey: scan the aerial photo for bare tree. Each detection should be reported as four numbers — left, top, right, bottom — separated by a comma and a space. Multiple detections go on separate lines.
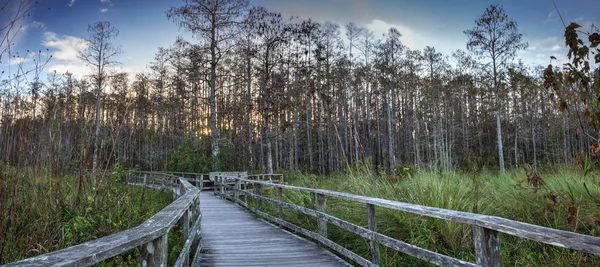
168, 0, 249, 171
78, 21, 121, 186
464, 5, 527, 173
247, 7, 291, 174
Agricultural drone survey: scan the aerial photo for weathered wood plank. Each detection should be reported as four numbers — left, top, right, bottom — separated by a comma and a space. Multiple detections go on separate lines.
237, 201, 375, 267
475, 216, 600, 255
199, 191, 350, 266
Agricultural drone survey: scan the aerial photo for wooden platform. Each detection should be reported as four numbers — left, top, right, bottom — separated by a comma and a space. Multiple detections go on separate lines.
195, 191, 350, 267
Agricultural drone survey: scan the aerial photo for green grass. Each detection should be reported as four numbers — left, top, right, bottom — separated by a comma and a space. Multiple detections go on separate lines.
0, 164, 173, 265
271, 165, 600, 266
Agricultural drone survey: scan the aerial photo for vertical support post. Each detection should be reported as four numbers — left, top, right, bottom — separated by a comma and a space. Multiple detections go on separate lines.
141, 234, 168, 267
315, 193, 327, 238
255, 183, 262, 211
366, 203, 381, 265
195, 175, 200, 190
473, 226, 502, 267
191, 197, 201, 259
244, 181, 248, 204
277, 187, 283, 219
220, 176, 225, 196
179, 181, 186, 198
213, 174, 217, 195
179, 206, 190, 267
234, 179, 240, 201
143, 174, 147, 186
173, 178, 178, 199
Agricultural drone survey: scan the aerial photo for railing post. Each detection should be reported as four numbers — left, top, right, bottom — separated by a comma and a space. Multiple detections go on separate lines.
234, 179, 240, 201
278, 187, 283, 219
143, 174, 147, 186
220, 176, 225, 196
244, 181, 248, 204
473, 225, 502, 267
179, 181, 185, 198
213, 174, 217, 195
179, 206, 191, 267
316, 193, 327, 238
141, 234, 168, 267
191, 197, 201, 259
195, 174, 200, 190
255, 183, 262, 211
366, 203, 381, 265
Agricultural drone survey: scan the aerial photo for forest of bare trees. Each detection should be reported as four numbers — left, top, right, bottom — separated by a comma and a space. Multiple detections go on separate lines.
0, 1, 597, 175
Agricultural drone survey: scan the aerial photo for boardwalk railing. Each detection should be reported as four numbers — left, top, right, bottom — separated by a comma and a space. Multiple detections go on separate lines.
6, 172, 201, 267
214, 174, 600, 267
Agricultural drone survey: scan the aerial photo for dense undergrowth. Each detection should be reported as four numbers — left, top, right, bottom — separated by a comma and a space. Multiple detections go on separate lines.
257, 162, 600, 266
0, 163, 173, 265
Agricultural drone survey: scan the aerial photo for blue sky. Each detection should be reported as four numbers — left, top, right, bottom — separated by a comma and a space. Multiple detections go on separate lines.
1, 0, 598, 81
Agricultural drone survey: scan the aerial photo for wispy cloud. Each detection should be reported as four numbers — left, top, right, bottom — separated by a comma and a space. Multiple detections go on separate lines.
30, 21, 46, 30
43, 32, 91, 77
68, 0, 76, 7
43, 32, 88, 61
100, 8, 108, 13
100, 0, 112, 5
547, 11, 555, 21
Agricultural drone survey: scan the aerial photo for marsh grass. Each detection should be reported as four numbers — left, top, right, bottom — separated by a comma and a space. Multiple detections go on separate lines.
0, 163, 172, 265
271, 165, 600, 266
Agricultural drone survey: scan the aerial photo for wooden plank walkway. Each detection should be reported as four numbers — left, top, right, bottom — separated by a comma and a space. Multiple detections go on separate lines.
195, 191, 350, 266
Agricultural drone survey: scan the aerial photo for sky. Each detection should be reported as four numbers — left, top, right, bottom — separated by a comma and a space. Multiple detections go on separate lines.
0, 0, 598, 82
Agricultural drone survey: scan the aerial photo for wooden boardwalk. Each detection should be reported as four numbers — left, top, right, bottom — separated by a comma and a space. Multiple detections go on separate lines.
195, 191, 350, 267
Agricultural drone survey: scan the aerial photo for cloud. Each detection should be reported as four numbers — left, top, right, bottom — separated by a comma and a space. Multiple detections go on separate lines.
101, 0, 112, 5
43, 32, 88, 61
517, 36, 567, 67
9, 56, 30, 65
100, 8, 108, 13
42, 32, 91, 77
31, 21, 46, 29
364, 19, 418, 49
546, 11, 555, 21
68, 0, 76, 7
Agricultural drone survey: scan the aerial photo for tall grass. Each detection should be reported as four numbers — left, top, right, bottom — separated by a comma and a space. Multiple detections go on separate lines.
0, 163, 172, 265
278, 165, 600, 266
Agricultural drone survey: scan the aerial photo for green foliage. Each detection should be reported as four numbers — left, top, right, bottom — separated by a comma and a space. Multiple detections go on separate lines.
0, 164, 172, 264
164, 138, 239, 172
165, 139, 212, 173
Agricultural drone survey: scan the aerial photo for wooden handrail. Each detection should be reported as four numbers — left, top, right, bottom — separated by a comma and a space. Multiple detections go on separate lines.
213, 175, 600, 267
5, 172, 202, 267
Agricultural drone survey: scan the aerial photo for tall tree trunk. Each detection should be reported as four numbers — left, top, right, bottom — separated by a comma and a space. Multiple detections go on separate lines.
262, 53, 273, 174
91, 60, 103, 187
493, 60, 505, 173
386, 90, 395, 173
246, 44, 254, 171
209, 24, 220, 171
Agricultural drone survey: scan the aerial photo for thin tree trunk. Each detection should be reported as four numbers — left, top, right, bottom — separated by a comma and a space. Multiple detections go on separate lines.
209, 21, 220, 171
